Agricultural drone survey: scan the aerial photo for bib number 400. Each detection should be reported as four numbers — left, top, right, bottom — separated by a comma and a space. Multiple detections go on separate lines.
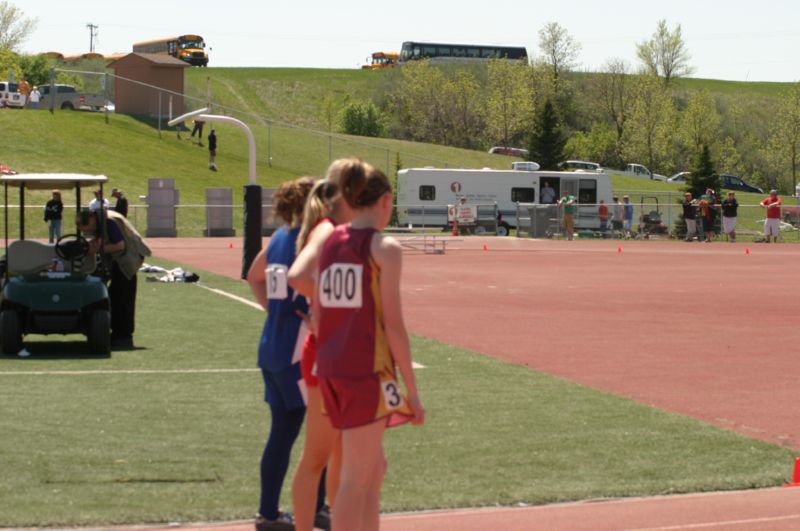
319, 263, 363, 308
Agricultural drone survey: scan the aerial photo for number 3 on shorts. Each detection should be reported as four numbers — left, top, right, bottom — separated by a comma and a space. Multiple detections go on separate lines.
381, 379, 404, 410
319, 263, 363, 308
266, 264, 288, 300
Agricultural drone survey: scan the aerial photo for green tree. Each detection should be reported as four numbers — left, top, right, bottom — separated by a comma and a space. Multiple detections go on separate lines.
686, 144, 719, 197
591, 58, 634, 164
338, 100, 384, 137
636, 20, 693, 85
621, 75, 676, 173
537, 21, 580, 95
0, 1, 36, 52
390, 60, 452, 145
17, 53, 49, 86
763, 84, 800, 193
564, 122, 617, 167
527, 99, 565, 170
680, 90, 721, 151
485, 59, 533, 148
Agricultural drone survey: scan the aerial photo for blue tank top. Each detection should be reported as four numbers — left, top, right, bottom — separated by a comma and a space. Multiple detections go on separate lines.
258, 226, 309, 372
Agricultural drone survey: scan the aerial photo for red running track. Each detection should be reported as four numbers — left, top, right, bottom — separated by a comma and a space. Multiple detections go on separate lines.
147, 237, 800, 530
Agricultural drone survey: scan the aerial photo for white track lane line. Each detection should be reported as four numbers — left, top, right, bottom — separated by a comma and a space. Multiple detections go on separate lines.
624, 513, 800, 530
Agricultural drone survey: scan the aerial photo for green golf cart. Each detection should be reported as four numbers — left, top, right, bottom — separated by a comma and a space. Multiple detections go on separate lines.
0, 174, 111, 356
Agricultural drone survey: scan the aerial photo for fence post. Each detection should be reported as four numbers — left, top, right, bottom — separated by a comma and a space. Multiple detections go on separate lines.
328, 134, 332, 164
386, 148, 390, 176
49, 67, 55, 114
268, 121, 272, 167
104, 71, 109, 124
158, 92, 162, 139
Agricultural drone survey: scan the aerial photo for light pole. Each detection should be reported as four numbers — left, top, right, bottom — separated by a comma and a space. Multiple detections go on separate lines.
168, 110, 261, 277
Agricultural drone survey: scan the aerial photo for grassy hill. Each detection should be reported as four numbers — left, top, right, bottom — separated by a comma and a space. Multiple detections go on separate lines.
0, 106, 511, 237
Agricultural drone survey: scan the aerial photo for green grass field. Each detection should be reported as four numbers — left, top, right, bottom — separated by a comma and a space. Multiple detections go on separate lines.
0, 259, 794, 527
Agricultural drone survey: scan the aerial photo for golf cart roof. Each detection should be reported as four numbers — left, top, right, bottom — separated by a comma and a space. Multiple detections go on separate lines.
0, 173, 108, 190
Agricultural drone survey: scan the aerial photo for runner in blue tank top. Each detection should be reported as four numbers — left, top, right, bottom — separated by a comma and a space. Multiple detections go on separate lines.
247, 176, 329, 531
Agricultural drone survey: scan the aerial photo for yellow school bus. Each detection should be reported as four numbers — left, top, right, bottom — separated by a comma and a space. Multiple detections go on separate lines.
133, 35, 209, 67
362, 52, 399, 69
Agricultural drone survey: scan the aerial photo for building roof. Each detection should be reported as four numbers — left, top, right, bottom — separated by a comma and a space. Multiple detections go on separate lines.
108, 53, 190, 69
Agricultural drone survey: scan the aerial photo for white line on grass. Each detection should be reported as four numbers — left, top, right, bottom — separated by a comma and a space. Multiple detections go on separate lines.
196, 283, 425, 368
0, 368, 260, 376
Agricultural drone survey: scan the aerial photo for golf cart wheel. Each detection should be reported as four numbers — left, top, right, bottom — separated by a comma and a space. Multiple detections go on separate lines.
497, 226, 509, 237
87, 310, 111, 356
0, 310, 23, 356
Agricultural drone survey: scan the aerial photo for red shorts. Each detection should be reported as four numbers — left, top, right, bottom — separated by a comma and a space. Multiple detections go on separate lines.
300, 334, 318, 387
318, 370, 414, 430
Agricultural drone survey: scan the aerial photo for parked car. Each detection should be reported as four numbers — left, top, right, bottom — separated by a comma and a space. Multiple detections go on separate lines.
719, 173, 763, 194
38, 84, 105, 111
558, 160, 603, 173
668, 171, 690, 184
0, 81, 24, 108
489, 146, 529, 158
621, 163, 667, 181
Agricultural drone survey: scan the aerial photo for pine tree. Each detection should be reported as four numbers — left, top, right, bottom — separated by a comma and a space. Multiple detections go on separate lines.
527, 100, 565, 170
685, 144, 719, 197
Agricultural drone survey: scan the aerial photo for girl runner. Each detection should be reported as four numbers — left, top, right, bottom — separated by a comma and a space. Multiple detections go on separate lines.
247, 176, 323, 531
315, 158, 425, 531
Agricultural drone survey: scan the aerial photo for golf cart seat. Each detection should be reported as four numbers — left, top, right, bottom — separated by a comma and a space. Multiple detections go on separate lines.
6, 240, 57, 274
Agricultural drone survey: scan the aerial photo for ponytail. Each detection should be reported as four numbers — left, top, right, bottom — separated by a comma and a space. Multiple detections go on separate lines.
273, 176, 315, 227
337, 158, 391, 209
296, 179, 339, 253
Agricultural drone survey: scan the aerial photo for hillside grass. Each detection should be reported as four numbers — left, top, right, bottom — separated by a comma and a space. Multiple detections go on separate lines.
0, 107, 511, 238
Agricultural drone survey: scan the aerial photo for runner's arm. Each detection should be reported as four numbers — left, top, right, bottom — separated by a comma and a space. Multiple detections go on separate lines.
246, 248, 268, 311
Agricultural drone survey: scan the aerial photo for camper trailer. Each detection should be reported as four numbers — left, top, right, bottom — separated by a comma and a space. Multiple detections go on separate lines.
396, 167, 614, 233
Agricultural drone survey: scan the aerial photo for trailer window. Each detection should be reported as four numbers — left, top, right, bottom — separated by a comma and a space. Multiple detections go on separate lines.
419, 185, 436, 201
578, 179, 597, 204
511, 187, 535, 203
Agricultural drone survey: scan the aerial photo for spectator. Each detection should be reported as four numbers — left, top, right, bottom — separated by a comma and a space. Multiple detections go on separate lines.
190, 118, 205, 145
88, 188, 110, 211
721, 191, 739, 242
208, 128, 218, 171
557, 190, 576, 240
760, 189, 782, 243
18, 78, 30, 108
611, 196, 624, 233
699, 188, 718, 243
598, 199, 609, 236
623, 195, 634, 235
44, 190, 64, 244
77, 208, 151, 349
541, 181, 556, 204
682, 192, 698, 242
28, 86, 41, 109
111, 188, 129, 218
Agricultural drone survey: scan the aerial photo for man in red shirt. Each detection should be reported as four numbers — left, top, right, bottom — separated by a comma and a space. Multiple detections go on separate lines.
598, 200, 609, 237
760, 189, 782, 243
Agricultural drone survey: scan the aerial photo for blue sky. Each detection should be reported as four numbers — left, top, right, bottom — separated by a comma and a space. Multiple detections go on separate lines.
18, 0, 800, 82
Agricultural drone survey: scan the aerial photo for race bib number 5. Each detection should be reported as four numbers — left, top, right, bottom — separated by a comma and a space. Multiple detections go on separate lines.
266, 264, 288, 300
319, 263, 363, 308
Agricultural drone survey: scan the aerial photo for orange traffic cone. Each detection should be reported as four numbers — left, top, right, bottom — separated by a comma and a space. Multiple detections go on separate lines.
617, 245, 623, 253
228, 242, 234, 249
451, 220, 459, 237
784, 457, 800, 487
745, 248, 750, 255
483, 244, 488, 251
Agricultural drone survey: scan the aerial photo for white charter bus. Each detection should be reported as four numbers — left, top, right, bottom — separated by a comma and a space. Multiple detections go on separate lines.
396, 168, 614, 233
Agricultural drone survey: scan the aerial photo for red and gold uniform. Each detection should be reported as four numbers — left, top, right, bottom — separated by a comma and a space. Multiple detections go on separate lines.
316, 226, 413, 429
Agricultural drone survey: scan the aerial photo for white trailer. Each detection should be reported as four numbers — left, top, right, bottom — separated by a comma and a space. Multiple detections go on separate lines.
396, 168, 614, 233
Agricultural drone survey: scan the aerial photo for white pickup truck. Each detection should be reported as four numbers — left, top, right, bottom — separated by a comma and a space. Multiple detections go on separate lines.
39, 84, 106, 111
609, 163, 667, 181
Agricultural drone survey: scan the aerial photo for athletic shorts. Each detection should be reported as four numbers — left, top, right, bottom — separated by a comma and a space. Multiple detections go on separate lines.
300, 333, 318, 388
765, 218, 780, 236
262, 364, 307, 411
722, 216, 737, 234
319, 369, 414, 430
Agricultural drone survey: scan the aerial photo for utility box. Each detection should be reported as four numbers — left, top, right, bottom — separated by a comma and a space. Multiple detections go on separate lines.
205, 187, 235, 237
146, 178, 179, 237
262, 187, 279, 236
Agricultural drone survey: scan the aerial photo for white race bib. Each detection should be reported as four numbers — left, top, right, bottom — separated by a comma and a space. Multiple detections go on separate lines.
266, 264, 288, 300
381, 379, 404, 410
319, 263, 363, 308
